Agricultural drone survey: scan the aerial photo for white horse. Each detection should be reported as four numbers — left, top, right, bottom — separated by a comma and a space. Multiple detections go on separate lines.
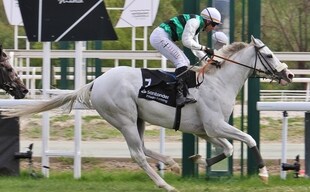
4, 36, 294, 192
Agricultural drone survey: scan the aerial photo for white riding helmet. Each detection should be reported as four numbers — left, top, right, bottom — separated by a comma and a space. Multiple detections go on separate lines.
212, 31, 228, 44
201, 7, 222, 24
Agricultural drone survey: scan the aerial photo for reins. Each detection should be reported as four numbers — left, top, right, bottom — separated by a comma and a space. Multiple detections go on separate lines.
196, 44, 281, 85
213, 54, 265, 73
176, 54, 209, 78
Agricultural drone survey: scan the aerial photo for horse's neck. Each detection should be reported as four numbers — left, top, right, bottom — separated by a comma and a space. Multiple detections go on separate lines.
209, 48, 254, 96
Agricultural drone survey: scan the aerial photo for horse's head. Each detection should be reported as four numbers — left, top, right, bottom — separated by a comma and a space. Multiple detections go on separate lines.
0, 45, 28, 99
250, 36, 294, 85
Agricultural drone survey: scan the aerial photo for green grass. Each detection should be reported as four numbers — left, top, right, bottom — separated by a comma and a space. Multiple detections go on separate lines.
1, 170, 310, 192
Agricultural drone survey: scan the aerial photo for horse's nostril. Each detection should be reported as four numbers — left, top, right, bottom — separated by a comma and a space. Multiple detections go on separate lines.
23, 89, 29, 94
288, 73, 294, 79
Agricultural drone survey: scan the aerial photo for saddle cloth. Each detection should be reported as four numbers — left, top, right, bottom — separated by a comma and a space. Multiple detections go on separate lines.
138, 68, 196, 107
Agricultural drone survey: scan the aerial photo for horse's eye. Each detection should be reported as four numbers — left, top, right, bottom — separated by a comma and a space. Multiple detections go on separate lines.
266, 54, 273, 58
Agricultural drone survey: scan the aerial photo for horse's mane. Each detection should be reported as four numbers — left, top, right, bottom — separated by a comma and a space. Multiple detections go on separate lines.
192, 41, 249, 74
217, 41, 248, 58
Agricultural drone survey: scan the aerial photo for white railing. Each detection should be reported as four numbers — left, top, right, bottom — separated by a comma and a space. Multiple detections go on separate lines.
260, 76, 310, 102
8, 49, 310, 101
8, 50, 166, 98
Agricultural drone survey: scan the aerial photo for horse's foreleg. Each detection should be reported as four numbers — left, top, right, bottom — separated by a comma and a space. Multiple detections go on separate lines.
210, 122, 269, 182
250, 146, 268, 182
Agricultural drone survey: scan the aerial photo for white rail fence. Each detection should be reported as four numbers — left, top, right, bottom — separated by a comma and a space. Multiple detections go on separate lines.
6, 50, 310, 101
257, 102, 310, 179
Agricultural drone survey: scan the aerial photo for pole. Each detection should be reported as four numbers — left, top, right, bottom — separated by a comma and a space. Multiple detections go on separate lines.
42, 42, 51, 177
247, 0, 261, 175
182, 0, 199, 177
94, 41, 102, 78
281, 111, 288, 179
305, 112, 310, 177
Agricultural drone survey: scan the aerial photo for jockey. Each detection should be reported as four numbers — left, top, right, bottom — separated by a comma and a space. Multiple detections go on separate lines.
150, 7, 222, 107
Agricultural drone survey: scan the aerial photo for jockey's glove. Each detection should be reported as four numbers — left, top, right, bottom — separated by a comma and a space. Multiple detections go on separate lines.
211, 60, 221, 68
201, 46, 214, 58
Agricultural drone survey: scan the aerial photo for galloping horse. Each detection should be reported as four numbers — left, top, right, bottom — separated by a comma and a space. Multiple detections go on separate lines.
0, 45, 28, 99
4, 37, 294, 192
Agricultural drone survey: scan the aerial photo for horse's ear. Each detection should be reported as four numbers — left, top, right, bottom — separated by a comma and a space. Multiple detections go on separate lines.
251, 35, 256, 44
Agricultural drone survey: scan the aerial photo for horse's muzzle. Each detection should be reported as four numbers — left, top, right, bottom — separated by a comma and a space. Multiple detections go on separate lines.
15, 88, 28, 99
279, 69, 294, 86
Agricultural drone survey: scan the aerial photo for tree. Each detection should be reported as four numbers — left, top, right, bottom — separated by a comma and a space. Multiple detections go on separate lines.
262, 0, 310, 70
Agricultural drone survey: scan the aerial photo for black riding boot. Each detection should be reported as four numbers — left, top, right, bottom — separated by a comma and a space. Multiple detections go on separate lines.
175, 66, 196, 107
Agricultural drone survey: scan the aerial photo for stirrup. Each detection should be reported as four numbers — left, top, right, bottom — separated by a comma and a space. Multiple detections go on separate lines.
176, 97, 196, 107
185, 97, 196, 104
176, 96, 186, 107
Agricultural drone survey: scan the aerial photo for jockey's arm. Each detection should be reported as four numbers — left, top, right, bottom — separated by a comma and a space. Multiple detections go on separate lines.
182, 19, 204, 51
182, 19, 211, 63
191, 35, 208, 61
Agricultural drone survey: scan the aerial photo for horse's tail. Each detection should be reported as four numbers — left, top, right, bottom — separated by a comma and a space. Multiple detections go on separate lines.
4, 82, 94, 117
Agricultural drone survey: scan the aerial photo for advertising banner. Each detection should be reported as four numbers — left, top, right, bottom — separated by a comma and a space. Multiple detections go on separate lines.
3, 0, 23, 26
18, 0, 117, 42
116, 0, 159, 28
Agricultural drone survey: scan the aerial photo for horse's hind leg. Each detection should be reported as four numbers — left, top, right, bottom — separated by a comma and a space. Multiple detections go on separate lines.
120, 125, 178, 192
94, 111, 177, 190
190, 136, 233, 167
103, 116, 178, 191
137, 118, 180, 174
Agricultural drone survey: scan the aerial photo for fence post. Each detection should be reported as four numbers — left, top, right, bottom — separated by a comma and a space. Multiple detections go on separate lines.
0, 115, 20, 176
305, 112, 310, 176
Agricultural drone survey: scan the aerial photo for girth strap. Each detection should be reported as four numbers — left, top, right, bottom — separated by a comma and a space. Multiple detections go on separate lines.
173, 106, 182, 131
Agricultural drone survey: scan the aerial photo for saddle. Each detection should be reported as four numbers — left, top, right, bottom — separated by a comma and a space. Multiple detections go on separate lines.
138, 68, 197, 107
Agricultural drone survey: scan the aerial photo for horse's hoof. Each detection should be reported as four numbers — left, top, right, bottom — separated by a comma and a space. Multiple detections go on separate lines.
170, 163, 181, 174
188, 154, 207, 165
259, 175, 269, 184
259, 166, 269, 184
188, 154, 201, 161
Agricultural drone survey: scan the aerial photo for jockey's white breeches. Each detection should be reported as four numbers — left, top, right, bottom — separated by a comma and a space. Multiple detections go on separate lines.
150, 27, 190, 69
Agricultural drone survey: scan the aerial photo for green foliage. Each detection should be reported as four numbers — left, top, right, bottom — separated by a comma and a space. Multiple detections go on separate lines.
262, 0, 310, 52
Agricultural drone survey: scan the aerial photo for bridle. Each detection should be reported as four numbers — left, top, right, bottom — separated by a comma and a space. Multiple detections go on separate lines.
196, 43, 286, 85
213, 44, 285, 82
